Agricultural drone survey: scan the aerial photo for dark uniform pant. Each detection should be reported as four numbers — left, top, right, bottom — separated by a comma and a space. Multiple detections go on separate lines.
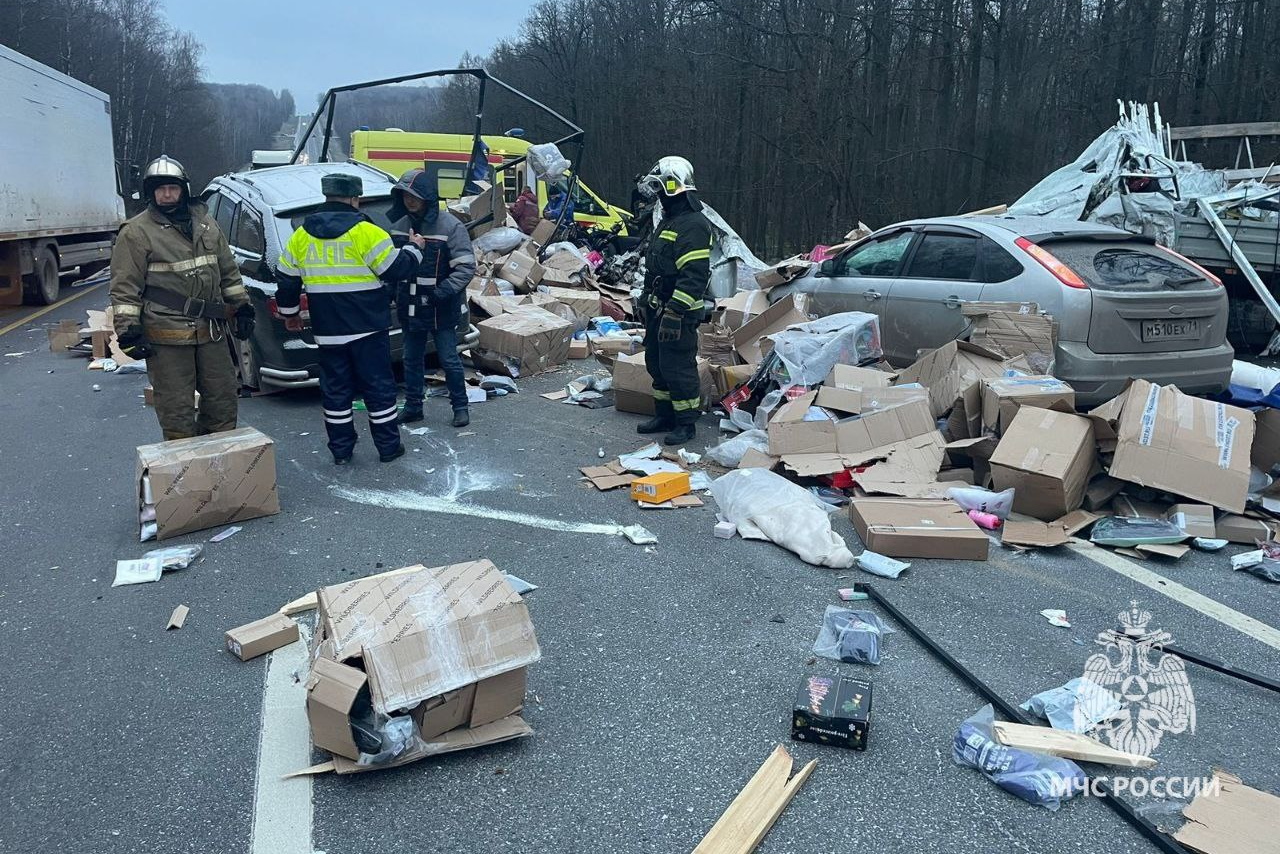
146, 340, 239, 440
318, 331, 400, 459
643, 313, 701, 425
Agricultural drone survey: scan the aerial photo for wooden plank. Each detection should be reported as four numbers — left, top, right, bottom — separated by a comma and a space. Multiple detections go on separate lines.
993, 721, 1156, 769
1169, 121, 1280, 140
693, 746, 815, 854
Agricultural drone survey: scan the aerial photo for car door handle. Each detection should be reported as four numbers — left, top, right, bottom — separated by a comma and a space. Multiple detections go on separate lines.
943, 295, 962, 309
863, 290, 882, 301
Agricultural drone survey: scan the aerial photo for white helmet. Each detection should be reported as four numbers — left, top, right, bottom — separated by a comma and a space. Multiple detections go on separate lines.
142, 154, 190, 199
638, 155, 696, 200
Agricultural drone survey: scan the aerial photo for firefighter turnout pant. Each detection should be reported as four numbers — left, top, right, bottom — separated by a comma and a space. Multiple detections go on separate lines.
146, 340, 239, 440
317, 331, 401, 460
643, 312, 701, 426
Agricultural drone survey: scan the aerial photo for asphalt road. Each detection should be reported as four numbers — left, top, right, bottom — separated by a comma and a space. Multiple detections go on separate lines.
1, 292, 1278, 854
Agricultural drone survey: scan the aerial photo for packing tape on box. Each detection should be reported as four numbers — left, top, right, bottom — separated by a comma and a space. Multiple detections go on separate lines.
867, 525, 980, 532
1138, 384, 1161, 446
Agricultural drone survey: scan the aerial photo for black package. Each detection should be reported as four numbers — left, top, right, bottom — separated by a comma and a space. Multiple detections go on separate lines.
791, 674, 873, 750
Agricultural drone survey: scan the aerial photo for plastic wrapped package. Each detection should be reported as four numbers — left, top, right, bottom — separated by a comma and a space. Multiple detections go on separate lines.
527, 143, 571, 181
1238, 559, 1280, 583
705, 430, 769, 468
766, 312, 883, 387
709, 469, 855, 568
947, 486, 1016, 520
812, 606, 895, 665
1020, 678, 1122, 733
543, 242, 588, 263
142, 544, 203, 571
472, 227, 526, 255
1090, 516, 1187, 546
952, 705, 1087, 810
857, 551, 910, 578
356, 715, 422, 767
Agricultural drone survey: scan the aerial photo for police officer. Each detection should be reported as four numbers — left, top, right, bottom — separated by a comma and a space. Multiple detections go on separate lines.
386, 168, 476, 428
110, 155, 255, 440
635, 156, 714, 445
275, 173, 425, 464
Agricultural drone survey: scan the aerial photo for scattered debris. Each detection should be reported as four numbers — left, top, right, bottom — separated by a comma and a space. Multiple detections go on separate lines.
692, 745, 815, 854
855, 551, 910, 579
812, 606, 894, 666
631, 471, 691, 505
791, 674, 871, 750
1020, 677, 1122, 733
1173, 769, 1280, 854
953, 704, 1086, 810
112, 556, 163, 587
167, 605, 189, 630
621, 525, 658, 545
208, 525, 243, 544
713, 520, 737, 539
580, 463, 637, 491
225, 613, 299, 661
992, 720, 1154, 769
1039, 609, 1071, 628
712, 469, 855, 568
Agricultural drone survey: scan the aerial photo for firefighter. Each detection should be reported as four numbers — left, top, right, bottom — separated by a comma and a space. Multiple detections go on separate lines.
634, 156, 714, 445
275, 173, 426, 464
386, 168, 476, 428
110, 154, 255, 440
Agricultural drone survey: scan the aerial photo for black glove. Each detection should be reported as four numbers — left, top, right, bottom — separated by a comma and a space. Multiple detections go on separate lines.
658, 309, 683, 343
233, 303, 255, 341
116, 324, 152, 360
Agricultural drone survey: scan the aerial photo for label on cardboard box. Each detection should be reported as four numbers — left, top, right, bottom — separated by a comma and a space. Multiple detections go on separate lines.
790, 674, 872, 750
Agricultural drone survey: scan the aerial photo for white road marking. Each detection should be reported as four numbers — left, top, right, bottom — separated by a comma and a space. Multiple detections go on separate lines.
1069, 542, 1280, 651
250, 637, 313, 854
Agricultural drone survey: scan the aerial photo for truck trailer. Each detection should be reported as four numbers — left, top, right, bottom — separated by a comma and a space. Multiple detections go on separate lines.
0, 44, 125, 305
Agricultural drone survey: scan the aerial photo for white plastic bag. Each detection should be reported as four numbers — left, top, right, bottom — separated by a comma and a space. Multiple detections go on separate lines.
710, 469, 855, 568
946, 486, 1016, 520
705, 430, 769, 468
527, 143, 571, 181
767, 312, 883, 387
473, 227, 526, 255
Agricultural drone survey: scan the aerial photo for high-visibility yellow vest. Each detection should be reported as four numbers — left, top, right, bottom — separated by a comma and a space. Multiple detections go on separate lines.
277, 221, 397, 292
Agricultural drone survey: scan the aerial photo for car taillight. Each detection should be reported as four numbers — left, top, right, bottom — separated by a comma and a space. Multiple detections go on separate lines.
1015, 237, 1087, 289
1153, 243, 1223, 287
266, 293, 309, 322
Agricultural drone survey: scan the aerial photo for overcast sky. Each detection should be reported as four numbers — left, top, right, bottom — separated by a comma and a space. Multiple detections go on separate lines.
166, 0, 533, 108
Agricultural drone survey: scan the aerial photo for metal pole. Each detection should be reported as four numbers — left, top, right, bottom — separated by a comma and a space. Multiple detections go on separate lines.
1197, 198, 1280, 324
1163, 644, 1280, 694
290, 98, 327, 165
319, 94, 338, 163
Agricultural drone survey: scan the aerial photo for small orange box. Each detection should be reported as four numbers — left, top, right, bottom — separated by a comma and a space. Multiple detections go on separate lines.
630, 471, 692, 505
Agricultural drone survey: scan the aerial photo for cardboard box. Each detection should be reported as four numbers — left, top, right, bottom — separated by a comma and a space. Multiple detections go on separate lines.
1165, 504, 1216, 538
732, 293, 809, 364
1251, 408, 1280, 474
1214, 514, 1280, 544
136, 427, 280, 540
755, 255, 813, 290
496, 250, 544, 291
790, 674, 872, 751
826, 364, 897, 389
1103, 381, 1255, 514
528, 218, 556, 248
477, 306, 573, 376
567, 338, 589, 359
225, 612, 298, 661
611, 351, 715, 416
980, 376, 1075, 436
47, 319, 82, 352
897, 340, 1019, 418
815, 384, 929, 415
631, 472, 691, 504
537, 286, 601, 318
307, 560, 539, 769
716, 363, 755, 396
716, 290, 771, 330
767, 391, 934, 456
963, 302, 1056, 369
989, 408, 1095, 521
848, 498, 989, 560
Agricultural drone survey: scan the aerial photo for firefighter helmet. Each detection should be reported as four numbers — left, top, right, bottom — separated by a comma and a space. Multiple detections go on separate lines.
638, 156, 696, 199
141, 155, 190, 200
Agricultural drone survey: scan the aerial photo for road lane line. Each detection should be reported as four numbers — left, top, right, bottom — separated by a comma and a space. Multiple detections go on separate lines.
0, 282, 104, 338
1070, 542, 1280, 651
250, 637, 313, 854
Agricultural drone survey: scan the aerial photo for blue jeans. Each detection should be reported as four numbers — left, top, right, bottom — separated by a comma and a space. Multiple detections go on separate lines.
402, 325, 467, 411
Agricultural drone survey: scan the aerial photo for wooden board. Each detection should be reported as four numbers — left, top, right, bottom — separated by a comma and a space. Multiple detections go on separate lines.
693, 746, 816, 854
992, 720, 1156, 769
1169, 121, 1280, 140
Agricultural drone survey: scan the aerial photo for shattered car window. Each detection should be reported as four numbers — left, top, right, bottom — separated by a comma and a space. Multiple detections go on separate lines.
1045, 241, 1211, 292
836, 231, 914, 277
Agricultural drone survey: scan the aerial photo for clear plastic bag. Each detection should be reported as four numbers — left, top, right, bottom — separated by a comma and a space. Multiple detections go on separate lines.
1090, 516, 1187, 546
946, 486, 1016, 520
709, 469, 855, 568
1020, 678, 1122, 733
527, 143, 571, 181
766, 312, 882, 387
705, 430, 769, 468
142, 544, 203, 571
473, 227, 526, 255
812, 606, 894, 665
952, 705, 1087, 810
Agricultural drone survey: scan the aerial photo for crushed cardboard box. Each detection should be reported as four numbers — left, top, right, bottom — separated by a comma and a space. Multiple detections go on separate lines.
980, 376, 1075, 436
897, 340, 1025, 418
826, 364, 898, 389
536, 286, 601, 318
989, 408, 1095, 521
754, 255, 813, 289
1094, 380, 1254, 514
306, 560, 539, 772
849, 498, 989, 560
476, 306, 573, 377
610, 351, 716, 416
733, 293, 809, 364
47, 319, 83, 353
136, 427, 280, 541
963, 302, 1056, 369
767, 391, 934, 456
716, 290, 771, 329
496, 249, 544, 292
1252, 408, 1280, 475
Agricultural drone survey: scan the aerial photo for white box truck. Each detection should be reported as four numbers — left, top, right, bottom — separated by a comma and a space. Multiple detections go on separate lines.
0, 44, 125, 305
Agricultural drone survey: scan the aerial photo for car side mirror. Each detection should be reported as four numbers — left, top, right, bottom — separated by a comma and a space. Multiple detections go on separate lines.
818, 258, 835, 276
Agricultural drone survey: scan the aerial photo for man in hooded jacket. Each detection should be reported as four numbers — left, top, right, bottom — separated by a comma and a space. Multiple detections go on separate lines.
387, 168, 477, 428
110, 154, 255, 440
276, 172, 425, 464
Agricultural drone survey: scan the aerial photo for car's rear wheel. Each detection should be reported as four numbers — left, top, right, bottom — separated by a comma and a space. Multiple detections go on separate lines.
23, 247, 60, 305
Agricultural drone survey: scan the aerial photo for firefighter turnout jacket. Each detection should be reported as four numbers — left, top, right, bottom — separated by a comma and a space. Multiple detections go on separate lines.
643, 199, 713, 319
275, 202, 422, 344
110, 202, 248, 343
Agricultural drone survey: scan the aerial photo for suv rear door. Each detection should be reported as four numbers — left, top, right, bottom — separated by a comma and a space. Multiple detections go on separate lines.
882, 226, 985, 363
1039, 238, 1226, 354
806, 227, 915, 331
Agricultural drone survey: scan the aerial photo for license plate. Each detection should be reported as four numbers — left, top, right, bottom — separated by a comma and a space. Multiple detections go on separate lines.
1142, 319, 1199, 342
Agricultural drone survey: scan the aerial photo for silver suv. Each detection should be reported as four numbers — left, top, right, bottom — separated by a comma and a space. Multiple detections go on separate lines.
776, 216, 1232, 406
